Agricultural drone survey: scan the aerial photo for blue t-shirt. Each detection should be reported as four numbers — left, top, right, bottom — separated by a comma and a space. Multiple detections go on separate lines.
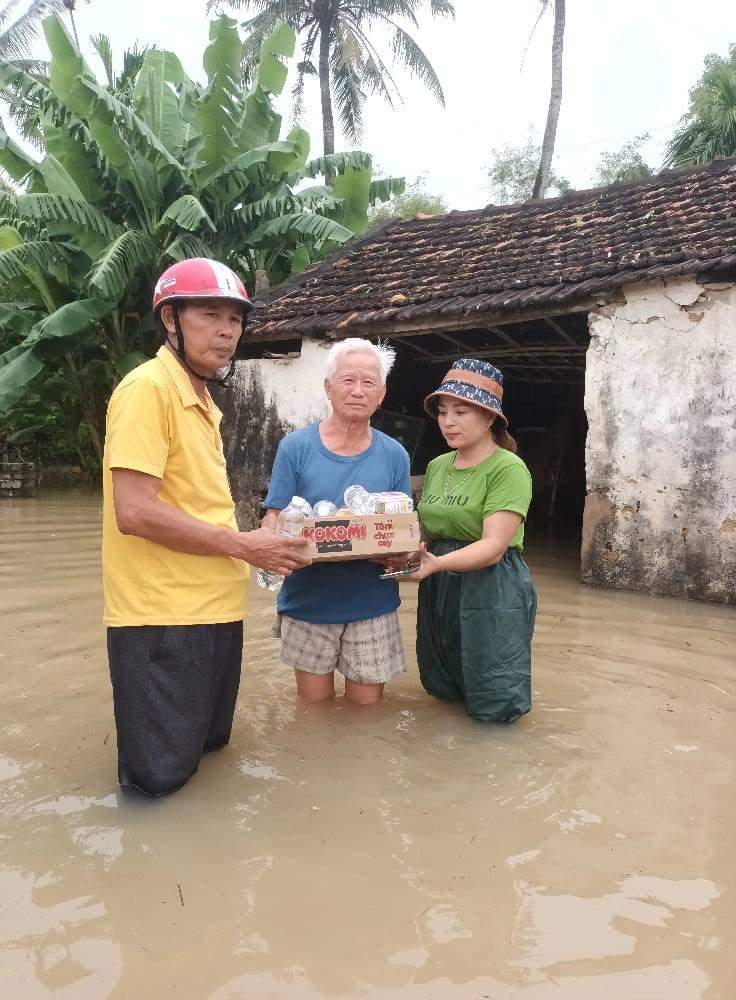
263, 422, 411, 624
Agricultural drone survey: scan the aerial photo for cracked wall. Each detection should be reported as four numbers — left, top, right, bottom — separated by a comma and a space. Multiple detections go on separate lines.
582, 276, 736, 604
213, 338, 331, 527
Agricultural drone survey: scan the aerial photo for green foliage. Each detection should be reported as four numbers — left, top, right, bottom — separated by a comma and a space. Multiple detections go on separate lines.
594, 134, 653, 186
367, 173, 446, 229
0, 1, 65, 142
487, 136, 571, 204
217, 0, 455, 154
0, 13, 399, 475
665, 44, 736, 167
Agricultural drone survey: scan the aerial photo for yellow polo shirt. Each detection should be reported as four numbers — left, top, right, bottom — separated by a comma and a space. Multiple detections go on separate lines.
102, 346, 249, 626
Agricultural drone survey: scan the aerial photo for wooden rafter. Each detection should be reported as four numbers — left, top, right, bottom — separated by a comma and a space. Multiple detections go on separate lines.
435, 332, 474, 353
543, 316, 578, 346
305, 299, 595, 344
486, 324, 524, 349
391, 336, 436, 357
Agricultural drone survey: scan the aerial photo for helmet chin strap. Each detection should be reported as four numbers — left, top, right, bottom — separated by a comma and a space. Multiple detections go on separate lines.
171, 304, 239, 388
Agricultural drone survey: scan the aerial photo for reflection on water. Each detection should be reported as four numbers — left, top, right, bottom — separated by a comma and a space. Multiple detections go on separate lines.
1, 493, 734, 999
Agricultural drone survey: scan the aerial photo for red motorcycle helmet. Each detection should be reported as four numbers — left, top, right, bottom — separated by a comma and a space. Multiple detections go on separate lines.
153, 257, 252, 314
152, 258, 252, 386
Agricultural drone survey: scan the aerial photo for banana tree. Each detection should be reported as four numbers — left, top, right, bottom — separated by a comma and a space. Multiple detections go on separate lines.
0, 13, 403, 472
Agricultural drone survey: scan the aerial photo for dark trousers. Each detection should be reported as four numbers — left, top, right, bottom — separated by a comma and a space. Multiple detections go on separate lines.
107, 621, 244, 796
417, 543, 536, 724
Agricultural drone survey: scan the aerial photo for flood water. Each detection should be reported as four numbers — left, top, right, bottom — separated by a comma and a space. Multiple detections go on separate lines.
1, 493, 734, 999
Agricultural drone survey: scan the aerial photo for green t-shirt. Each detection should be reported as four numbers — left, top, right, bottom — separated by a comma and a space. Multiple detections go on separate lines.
418, 448, 532, 550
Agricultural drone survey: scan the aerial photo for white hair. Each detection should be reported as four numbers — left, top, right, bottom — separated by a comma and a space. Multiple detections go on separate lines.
324, 338, 396, 384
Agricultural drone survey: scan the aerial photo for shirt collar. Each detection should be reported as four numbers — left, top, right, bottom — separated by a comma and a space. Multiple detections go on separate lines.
157, 345, 210, 410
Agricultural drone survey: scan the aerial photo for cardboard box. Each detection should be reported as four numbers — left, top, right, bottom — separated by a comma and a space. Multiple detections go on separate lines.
302, 512, 420, 562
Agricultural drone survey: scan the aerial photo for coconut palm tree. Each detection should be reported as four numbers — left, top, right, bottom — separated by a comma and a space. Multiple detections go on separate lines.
531, 0, 565, 199
0, 0, 62, 62
665, 46, 736, 168
0, 1, 64, 138
213, 0, 455, 157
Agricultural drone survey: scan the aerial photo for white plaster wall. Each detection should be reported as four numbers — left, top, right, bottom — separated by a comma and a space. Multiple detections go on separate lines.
216, 337, 333, 526
237, 337, 331, 426
583, 276, 736, 603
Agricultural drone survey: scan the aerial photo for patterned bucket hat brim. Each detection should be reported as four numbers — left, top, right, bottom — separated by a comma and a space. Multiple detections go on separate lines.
424, 358, 507, 428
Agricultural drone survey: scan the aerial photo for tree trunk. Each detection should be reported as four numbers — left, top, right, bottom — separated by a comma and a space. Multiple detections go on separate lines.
318, 22, 335, 159
63, 1, 81, 46
532, 0, 565, 199
69, 11, 80, 47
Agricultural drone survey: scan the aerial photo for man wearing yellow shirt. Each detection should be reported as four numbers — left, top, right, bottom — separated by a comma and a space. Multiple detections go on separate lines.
102, 258, 309, 796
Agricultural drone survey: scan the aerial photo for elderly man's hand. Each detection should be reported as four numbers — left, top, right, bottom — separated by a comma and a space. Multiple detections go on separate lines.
229, 527, 311, 575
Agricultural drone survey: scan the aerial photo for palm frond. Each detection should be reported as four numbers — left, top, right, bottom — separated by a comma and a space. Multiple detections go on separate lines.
338, 13, 402, 102
331, 63, 365, 142
352, 0, 420, 30
0, 55, 47, 73
330, 22, 366, 142
90, 33, 115, 88
0, 60, 62, 118
664, 60, 736, 167
390, 23, 445, 105
290, 65, 307, 125
0, 57, 53, 147
428, 0, 455, 17
119, 44, 151, 94
359, 52, 397, 105
0, 0, 65, 63
0, 1, 24, 32
238, 11, 284, 88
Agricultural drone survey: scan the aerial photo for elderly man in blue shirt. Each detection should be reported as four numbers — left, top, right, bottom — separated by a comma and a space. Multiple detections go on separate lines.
263, 338, 411, 705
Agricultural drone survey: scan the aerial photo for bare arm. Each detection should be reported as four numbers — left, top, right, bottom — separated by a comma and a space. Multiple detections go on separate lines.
262, 507, 280, 530
112, 469, 310, 575
406, 510, 523, 581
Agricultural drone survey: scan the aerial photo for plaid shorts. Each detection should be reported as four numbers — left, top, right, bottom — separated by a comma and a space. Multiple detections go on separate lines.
271, 612, 406, 685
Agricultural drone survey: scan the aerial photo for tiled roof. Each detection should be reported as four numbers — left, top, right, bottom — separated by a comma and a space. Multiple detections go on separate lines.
250, 159, 736, 339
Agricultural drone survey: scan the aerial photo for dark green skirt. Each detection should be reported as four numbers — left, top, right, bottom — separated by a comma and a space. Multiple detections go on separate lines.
416, 539, 537, 724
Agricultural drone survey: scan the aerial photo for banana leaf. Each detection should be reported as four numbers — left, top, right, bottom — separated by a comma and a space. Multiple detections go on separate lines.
0, 298, 114, 414
238, 22, 295, 154
41, 118, 107, 204
332, 164, 372, 236
195, 15, 243, 178
133, 50, 191, 155
0, 130, 38, 184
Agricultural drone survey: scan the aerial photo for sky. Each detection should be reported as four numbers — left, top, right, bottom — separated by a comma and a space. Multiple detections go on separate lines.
30, 0, 736, 210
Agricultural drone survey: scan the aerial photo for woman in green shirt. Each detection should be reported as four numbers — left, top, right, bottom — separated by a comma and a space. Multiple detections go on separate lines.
407, 358, 537, 724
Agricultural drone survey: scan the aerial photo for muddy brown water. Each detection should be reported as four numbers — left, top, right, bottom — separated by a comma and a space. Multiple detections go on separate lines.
1, 494, 734, 999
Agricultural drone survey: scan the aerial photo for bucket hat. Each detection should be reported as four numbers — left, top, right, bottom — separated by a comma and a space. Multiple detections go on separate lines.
423, 358, 507, 428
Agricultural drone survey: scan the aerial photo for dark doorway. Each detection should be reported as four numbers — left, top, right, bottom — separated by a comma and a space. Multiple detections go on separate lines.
377, 311, 590, 545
